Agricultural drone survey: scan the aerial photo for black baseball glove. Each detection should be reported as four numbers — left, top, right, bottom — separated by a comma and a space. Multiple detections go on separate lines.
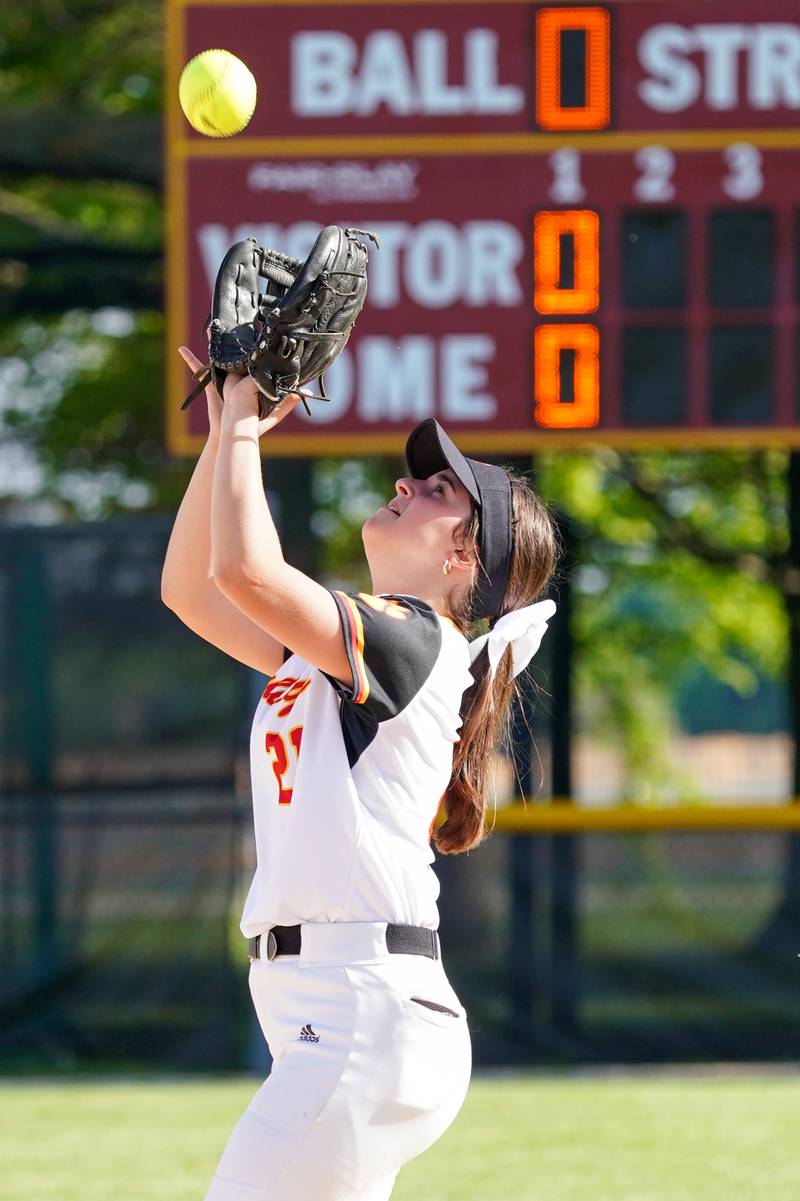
181, 225, 378, 420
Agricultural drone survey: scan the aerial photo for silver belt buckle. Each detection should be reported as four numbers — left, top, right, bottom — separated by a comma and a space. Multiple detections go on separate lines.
266, 929, 279, 961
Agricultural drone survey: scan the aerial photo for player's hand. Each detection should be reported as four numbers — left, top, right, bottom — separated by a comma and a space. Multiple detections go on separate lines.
178, 344, 304, 439
178, 344, 223, 440
221, 370, 305, 436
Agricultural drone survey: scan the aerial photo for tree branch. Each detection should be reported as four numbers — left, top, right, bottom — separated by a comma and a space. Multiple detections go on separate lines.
0, 110, 161, 188
615, 457, 787, 580
1, 242, 162, 314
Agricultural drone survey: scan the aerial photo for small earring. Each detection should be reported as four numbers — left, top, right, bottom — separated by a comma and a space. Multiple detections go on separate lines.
443, 559, 452, 576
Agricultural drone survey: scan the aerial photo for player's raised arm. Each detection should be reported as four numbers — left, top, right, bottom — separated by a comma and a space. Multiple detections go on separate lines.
161, 348, 287, 676
209, 368, 354, 688
183, 224, 377, 685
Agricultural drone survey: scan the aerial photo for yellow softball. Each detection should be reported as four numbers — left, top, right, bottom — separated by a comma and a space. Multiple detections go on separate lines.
179, 49, 257, 137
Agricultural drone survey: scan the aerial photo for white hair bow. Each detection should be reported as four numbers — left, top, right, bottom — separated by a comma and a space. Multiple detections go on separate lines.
468, 599, 557, 683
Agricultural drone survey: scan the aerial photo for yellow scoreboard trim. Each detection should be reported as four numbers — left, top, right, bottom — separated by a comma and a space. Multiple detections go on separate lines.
178, 0, 698, 7
165, 0, 800, 458
168, 425, 800, 460
165, 0, 188, 461
173, 128, 800, 160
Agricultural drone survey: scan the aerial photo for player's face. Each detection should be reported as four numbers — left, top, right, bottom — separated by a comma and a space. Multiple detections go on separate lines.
363, 468, 474, 571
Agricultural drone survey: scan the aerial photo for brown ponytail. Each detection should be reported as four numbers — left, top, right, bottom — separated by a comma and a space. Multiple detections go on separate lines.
434, 467, 560, 854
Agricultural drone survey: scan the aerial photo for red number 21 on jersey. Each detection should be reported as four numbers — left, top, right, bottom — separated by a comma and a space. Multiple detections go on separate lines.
265, 726, 303, 805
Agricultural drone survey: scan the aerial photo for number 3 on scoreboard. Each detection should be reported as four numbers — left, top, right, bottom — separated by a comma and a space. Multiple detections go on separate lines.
265, 726, 303, 805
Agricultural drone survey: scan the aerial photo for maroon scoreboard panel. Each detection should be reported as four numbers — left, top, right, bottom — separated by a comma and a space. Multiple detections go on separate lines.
165, 0, 800, 456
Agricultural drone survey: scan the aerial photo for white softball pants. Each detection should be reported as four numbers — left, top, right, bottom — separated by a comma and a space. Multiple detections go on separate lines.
204, 922, 472, 1201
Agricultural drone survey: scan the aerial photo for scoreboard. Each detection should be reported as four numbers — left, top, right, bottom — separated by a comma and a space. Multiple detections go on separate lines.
165, 0, 800, 456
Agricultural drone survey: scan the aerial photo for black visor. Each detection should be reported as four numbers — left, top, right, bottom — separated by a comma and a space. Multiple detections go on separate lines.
404, 418, 512, 621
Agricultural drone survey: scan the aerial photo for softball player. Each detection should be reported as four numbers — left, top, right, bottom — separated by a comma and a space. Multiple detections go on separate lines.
164, 350, 558, 1201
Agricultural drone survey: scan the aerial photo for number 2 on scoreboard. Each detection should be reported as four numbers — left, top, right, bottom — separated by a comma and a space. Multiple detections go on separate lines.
265, 726, 303, 805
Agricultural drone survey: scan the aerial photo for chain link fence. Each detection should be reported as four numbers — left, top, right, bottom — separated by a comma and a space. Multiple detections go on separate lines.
0, 520, 250, 1069
2, 519, 799, 1069
436, 826, 800, 1065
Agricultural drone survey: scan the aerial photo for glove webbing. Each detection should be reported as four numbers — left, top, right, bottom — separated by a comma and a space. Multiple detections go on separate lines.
260, 256, 299, 292
261, 248, 303, 276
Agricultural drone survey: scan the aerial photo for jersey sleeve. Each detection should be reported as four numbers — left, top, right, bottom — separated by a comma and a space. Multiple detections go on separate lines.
323, 592, 442, 721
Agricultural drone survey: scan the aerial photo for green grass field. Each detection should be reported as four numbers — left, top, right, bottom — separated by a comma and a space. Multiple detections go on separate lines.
2, 1071, 798, 1201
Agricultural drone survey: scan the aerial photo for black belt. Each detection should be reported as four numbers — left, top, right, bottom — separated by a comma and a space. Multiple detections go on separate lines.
248, 923, 440, 962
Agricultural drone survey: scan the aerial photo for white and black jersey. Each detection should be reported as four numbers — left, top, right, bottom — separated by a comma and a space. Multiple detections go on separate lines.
240, 592, 474, 937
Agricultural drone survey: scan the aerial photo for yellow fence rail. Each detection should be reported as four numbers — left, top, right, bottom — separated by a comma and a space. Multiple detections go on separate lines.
491, 802, 800, 833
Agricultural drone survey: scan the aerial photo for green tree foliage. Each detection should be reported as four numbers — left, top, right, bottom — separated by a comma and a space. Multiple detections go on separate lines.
538, 449, 790, 800
0, 0, 165, 518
